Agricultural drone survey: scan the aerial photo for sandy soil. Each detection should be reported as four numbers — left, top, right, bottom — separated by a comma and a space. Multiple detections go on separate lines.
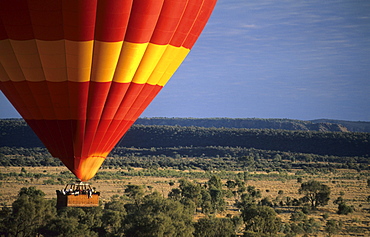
1, 166, 369, 236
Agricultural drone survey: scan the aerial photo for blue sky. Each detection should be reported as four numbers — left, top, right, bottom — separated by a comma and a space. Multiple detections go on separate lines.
1, 0, 370, 121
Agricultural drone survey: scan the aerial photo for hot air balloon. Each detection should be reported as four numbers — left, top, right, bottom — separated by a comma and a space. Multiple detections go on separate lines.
0, 0, 217, 186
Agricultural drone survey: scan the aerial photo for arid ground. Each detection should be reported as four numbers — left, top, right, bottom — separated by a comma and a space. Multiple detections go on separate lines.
1, 166, 369, 236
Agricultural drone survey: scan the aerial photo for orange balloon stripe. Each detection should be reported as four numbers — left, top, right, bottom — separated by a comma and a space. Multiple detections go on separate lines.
86, 83, 133, 154
169, 0, 204, 48
94, 84, 163, 154
124, 0, 164, 44
82, 83, 163, 159
94, 0, 132, 42
0, 1, 34, 40
0, 40, 188, 84
97, 120, 137, 156
1, 81, 161, 120
0, 81, 31, 118
150, 0, 188, 45
26, 119, 67, 160
80, 84, 111, 159
63, 0, 99, 41
3, 81, 163, 174
1, 81, 41, 119
183, 0, 217, 49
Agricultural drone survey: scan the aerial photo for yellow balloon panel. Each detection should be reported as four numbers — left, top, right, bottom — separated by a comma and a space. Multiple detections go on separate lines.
158, 46, 190, 86
10, 40, 45, 82
65, 40, 94, 82
132, 43, 168, 84
0, 40, 25, 82
113, 42, 149, 83
0, 63, 10, 82
147, 45, 190, 86
73, 156, 105, 182
37, 40, 67, 82
91, 41, 123, 82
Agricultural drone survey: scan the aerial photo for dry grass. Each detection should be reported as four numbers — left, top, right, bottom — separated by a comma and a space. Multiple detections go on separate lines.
1, 166, 369, 236
0, 166, 177, 204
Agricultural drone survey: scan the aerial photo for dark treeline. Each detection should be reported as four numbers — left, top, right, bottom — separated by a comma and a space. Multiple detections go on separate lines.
0, 119, 44, 148
1, 145, 368, 172
311, 119, 370, 133
120, 125, 369, 157
136, 117, 370, 132
108, 146, 369, 172
1, 119, 369, 157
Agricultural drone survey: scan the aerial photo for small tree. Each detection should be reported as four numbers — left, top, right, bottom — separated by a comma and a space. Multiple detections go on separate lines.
241, 205, 282, 235
247, 186, 261, 199
209, 188, 226, 213
178, 179, 201, 207
41, 207, 101, 236
208, 175, 223, 190
124, 191, 194, 237
226, 180, 236, 189
325, 219, 342, 237
101, 196, 127, 235
199, 188, 212, 214
5, 187, 56, 236
194, 217, 236, 237
125, 184, 145, 206
289, 217, 321, 236
337, 202, 353, 215
168, 188, 182, 201
290, 211, 307, 222
299, 180, 330, 209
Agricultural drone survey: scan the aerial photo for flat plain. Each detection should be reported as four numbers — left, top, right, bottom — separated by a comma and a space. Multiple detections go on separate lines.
1, 166, 369, 236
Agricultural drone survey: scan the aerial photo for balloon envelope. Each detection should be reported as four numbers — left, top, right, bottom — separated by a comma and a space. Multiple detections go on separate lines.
0, 0, 216, 181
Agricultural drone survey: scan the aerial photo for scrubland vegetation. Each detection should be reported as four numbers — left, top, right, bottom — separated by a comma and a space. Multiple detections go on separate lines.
0, 166, 369, 236
0, 119, 369, 236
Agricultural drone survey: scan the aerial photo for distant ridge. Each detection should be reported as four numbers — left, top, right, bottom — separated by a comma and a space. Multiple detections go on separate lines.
310, 119, 370, 133
1, 118, 369, 137
1, 118, 369, 157
135, 117, 366, 132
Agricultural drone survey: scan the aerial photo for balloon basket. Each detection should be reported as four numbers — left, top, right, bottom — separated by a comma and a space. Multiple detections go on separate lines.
56, 181, 100, 208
